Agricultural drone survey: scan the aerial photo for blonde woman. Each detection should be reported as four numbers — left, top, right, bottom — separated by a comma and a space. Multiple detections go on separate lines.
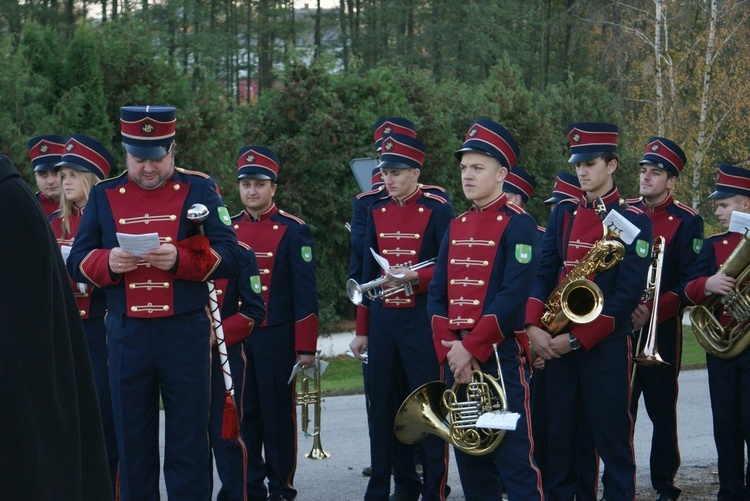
49, 134, 117, 494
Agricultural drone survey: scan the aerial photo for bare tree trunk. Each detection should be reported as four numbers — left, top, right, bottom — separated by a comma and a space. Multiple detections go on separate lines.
654, 0, 664, 136
339, 0, 349, 71
691, 0, 717, 209
314, 0, 322, 62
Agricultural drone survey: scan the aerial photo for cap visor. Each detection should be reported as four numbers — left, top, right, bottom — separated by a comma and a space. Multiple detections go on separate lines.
55, 161, 90, 172
124, 143, 169, 160
544, 196, 561, 205
568, 151, 604, 164
708, 190, 736, 200
238, 172, 274, 181
33, 162, 60, 172
376, 159, 414, 170
454, 146, 496, 161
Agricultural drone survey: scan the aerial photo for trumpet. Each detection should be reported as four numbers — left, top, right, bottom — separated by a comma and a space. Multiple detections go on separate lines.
394, 343, 509, 456
346, 258, 437, 306
633, 235, 668, 367
296, 351, 329, 459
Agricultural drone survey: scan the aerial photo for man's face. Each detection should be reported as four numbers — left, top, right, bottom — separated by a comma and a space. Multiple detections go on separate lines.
460, 152, 506, 207
34, 169, 61, 201
239, 178, 276, 213
714, 195, 750, 228
575, 156, 617, 196
382, 167, 419, 200
125, 149, 175, 190
639, 164, 675, 200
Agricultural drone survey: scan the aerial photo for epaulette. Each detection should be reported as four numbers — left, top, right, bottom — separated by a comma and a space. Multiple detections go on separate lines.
98, 170, 128, 186
419, 183, 448, 193
707, 230, 730, 239
457, 209, 470, 219
557, 197, 579, 207
238, 241, 252, 251
538, 225, 546, 234
231, 211, 245, 220
625, 197, 642, 206
423, 191, 448, 204
175, 166, 210, 179
674, 199, 699, 216
506, 201, 527, 215
356, 185, 386, 200
624, 205, 645, 215
278, 209, 306, 225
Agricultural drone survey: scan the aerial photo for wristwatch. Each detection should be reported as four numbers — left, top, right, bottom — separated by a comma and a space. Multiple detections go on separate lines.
569, 334, 581, 351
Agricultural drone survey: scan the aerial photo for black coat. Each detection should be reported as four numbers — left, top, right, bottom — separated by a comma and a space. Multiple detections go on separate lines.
0, 155, 112, 500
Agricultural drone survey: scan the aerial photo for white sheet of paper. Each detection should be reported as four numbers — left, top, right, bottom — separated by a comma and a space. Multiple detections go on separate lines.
287, 359, 329, 384
60, 244, 72, 264
475, 411, 520, 430
287, 361, 301, 385
369, 247, 405, 278
346, 350, 368, 364
602, 210, 640, 245
116, 232, 161, 256
729, 211, 750, 234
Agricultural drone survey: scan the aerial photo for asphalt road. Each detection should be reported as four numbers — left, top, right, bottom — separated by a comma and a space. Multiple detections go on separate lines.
158, 368, 717, 500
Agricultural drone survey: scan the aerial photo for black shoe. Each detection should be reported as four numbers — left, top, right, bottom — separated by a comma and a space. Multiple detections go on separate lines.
389, 491, 418, 501
362, 465, 372, 477
656, 492, 678, 501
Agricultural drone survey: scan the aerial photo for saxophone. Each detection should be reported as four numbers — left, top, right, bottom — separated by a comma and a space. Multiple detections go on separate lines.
540, 198, 626, 335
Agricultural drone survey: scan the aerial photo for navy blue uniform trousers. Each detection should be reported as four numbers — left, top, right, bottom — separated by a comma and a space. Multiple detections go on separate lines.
210, 342, 248, 501
106, 309, 212, 501
241, 322, 298, 501
365, 299, 448, 501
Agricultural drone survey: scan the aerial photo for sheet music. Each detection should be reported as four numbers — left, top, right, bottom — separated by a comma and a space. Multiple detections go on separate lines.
475, 411, 520, 430
116, 232, 161, 256
602, 210, 640, 245
729, 211, 750, 234
369, 247, 405, 278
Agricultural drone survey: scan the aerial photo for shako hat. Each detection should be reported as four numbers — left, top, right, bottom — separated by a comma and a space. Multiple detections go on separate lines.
120, 105, 176, 160
56, 135, 113, 180
28, 135, 66, 172
237, 145, 280, 182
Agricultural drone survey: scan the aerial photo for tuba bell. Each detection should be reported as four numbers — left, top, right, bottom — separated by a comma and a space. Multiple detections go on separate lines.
690, 230, 750, 359
393, 344, 509, 456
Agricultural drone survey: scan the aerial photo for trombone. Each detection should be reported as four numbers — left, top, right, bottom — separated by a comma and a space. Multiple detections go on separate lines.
346, 258, 437, 306
631, 236, 668, 386
296, 351, 330, 459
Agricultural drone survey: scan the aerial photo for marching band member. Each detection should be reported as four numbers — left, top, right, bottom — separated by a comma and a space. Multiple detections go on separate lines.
429, 119, 543, 499
67, 105, 243, 500
681, 163, 750, 500
28, 135, 65, 217
49, 135, 119, 493
232, 145, 319, 501
208, 244, 266, 501
349, 132, 454, 501
525, 122, 652, 499
627, 137, 703, 501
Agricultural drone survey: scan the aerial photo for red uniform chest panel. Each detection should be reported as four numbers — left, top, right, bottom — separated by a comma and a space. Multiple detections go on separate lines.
649, 210, 681, 248
372, 202, 432, 308
105, 180, 189, 317
446, 210, 506, 328
53, 214, 93, 318
565, 208, 604, 275
234, 217, 286, 325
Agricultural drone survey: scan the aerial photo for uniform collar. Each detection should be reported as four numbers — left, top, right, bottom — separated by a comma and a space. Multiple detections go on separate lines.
245, 203, 278, 222
641, 193, 674, 213
580, 185, 621, 209
391, 186, 422, 207
472, 192, 508, 213
72, 205, 85, 217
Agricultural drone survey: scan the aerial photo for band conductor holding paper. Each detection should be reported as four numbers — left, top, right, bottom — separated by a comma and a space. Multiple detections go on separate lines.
67, 105, 243, 500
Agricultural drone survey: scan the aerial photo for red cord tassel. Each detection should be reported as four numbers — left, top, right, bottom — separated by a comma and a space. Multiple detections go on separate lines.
221, 393, 239, 439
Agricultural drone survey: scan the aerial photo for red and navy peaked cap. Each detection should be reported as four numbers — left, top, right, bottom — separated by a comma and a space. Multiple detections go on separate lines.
28, 135, 66, 172
503, 165, 536, 203
377, 133, 427, 170
56, 135, 113, 180
639, 137, 686, 178
237, 145, 280, 182
545, 171, 582, 205
567, 122, 618, 163
709, 164, 750, 200
454, 119, 519, 170
120, 105, 176, 160
373, 117, 417, 152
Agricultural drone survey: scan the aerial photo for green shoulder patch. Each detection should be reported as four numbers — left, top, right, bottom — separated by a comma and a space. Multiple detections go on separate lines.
301, 246, 313, 263
217, 206, 231, 226
635, 239, 650, 258
692, 238, 703, 254
249, 275, 262, 294
515, 244, 532, 264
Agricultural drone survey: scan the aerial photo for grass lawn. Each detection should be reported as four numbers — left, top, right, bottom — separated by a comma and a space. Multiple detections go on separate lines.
319, 324, 708, 397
